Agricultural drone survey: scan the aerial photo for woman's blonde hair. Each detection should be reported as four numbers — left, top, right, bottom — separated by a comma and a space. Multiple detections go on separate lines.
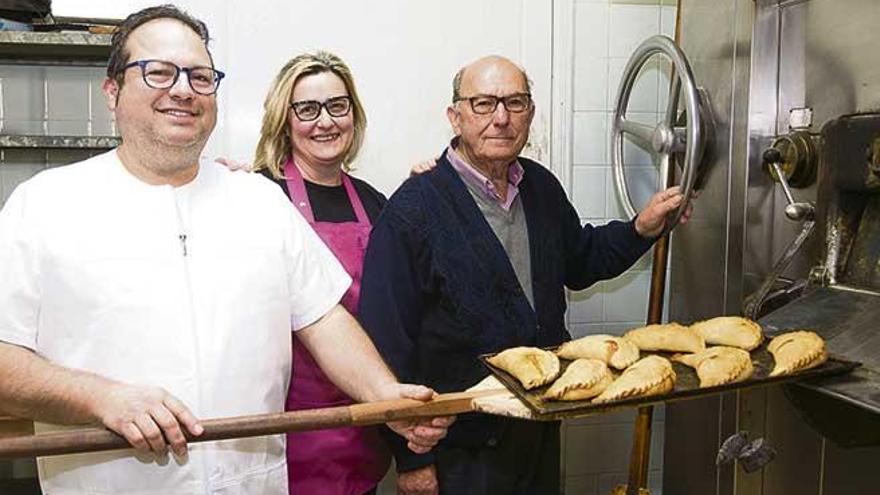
253, 51, 367, 178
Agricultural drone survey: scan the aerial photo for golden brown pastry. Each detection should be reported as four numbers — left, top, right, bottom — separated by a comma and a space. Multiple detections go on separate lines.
768, 330, 828, 377
543, 359, 613, 401
486, 346, 560, 389
609, 486, 650, 495
592, 355, 676, 404
555, 334, 640, 370
673, 346, 754, 387
690, 316, 763, 351
623, 323, 705, 353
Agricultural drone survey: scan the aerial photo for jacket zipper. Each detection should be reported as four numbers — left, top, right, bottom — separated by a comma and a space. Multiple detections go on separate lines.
171, 188, 210, 488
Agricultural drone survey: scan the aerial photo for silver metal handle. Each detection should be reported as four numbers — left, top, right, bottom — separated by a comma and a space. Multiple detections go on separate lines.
611, 35, 707, 231
743, 219, 816, 320
769, 162, 815, 221
763, 146, 815, 221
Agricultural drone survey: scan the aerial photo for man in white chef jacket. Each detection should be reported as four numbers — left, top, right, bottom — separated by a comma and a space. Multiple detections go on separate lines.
0, 5, 451, 494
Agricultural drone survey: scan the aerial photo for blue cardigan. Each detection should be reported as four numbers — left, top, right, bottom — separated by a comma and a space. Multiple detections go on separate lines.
358, 151, 654, 471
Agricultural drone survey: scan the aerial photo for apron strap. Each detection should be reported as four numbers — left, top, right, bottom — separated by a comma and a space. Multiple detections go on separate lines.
340, 173, 370, 226
283, 158, 370, 226
283, 158, 316, 224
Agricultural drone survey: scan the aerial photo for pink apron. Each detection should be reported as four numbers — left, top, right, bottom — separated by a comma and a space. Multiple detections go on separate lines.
283, 160, 391, 495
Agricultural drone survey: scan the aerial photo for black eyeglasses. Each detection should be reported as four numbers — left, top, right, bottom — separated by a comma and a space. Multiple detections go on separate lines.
120, 59, 225, 95
454, 93, 532, 115
290, 96, 352, 122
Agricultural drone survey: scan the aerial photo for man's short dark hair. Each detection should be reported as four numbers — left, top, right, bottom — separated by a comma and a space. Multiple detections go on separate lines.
106, 4, 211, 83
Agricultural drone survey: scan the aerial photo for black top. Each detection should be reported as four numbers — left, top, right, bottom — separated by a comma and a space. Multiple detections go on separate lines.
261, 169, 386, 223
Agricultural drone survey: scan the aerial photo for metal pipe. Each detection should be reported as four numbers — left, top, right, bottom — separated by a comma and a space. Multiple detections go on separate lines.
625, 32, 680, 484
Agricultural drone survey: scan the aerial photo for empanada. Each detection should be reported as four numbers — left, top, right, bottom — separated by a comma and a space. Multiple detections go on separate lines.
610, 486, 649, 495
592, 355, 676, 403
543, 359, 613, 401
673, 346, 754, 387
768, 331, 827, 377
623, 323, 705, 353
555, 334, 640, 370
690, 316, 763, 351
487, 346, 560, 389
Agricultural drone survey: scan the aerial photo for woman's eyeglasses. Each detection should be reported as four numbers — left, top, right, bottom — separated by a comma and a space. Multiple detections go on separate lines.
290, 96, 352, 121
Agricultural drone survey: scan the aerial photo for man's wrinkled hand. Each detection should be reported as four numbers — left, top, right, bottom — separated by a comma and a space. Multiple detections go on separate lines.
634, 186, 695, 238
93, 382, 203, 457
397, 464, 439, 495
382, 383, 455, 453
410, 157, 438, 177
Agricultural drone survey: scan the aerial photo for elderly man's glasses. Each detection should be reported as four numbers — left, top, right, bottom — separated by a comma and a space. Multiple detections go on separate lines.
455, 93, 532, 115
120, 59, 225, 95
290, 96, 352, 122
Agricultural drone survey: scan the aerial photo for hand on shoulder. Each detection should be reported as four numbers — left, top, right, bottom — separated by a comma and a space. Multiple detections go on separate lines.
215, 157, 253, 172
410, 157, 439, 177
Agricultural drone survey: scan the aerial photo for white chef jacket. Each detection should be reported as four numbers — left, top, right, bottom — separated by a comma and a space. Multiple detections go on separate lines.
0, 150, 352, 494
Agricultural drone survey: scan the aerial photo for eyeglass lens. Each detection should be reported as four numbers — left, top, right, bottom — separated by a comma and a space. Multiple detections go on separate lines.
141, 60, 221, 95
468, 94, 531, 114
292, 96, 352, 121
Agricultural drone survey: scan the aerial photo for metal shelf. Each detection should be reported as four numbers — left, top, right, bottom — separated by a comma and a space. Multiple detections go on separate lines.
0, 134, 120, 150
0, 31, 111, 65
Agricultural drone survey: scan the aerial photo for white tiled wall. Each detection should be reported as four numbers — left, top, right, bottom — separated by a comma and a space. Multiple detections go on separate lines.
563, 0, 677, 493
0, 65, 114, 139
0, 65, 112, 207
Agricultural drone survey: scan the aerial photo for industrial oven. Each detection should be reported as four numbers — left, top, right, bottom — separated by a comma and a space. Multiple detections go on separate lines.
644, 0, 880, 493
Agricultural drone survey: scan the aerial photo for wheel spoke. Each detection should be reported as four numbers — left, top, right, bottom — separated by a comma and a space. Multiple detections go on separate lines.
619, 118, 656, 146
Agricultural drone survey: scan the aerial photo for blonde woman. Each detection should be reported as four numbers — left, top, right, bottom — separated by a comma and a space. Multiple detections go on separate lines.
253, 51, 388, 495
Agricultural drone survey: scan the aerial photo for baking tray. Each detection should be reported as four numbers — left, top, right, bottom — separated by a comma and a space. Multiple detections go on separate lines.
480, 341, 860, 420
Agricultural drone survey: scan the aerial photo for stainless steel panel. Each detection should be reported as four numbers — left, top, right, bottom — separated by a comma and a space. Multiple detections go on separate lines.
800, 1, 880, 122
743, 2, 880, 492
761, 387, 823, 495
665, 1, 755, 494
669, 0, 880, 493
822, 440, 880, 493
670, 0, 751, 319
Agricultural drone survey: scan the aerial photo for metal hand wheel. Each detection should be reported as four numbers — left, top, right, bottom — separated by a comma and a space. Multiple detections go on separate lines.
610, 35, 712, 232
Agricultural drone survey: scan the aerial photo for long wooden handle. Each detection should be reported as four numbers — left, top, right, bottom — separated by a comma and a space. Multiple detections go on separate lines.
0, 389, 502, 459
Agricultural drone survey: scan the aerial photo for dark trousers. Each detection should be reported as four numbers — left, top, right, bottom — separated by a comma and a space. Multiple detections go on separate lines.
436, 420, 560, 495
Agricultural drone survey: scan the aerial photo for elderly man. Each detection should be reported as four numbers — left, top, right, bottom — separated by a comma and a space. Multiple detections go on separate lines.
0, 5, 449, 494
358, 55, 689, 494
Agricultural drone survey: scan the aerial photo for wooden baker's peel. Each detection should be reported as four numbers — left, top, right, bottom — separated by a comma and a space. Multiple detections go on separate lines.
0, 388, 512, 459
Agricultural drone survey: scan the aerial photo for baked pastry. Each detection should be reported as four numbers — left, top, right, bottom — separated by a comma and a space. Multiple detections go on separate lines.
610, 486, 649, 495
623, 323, 705, 353
543, 359, 613, 401
768, 331, 827, 377
690, 316, 763, 351
555, 334, 640, 370
593, 355, 676, 403
487, 347, 560, 389
673, 346, 754, 387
